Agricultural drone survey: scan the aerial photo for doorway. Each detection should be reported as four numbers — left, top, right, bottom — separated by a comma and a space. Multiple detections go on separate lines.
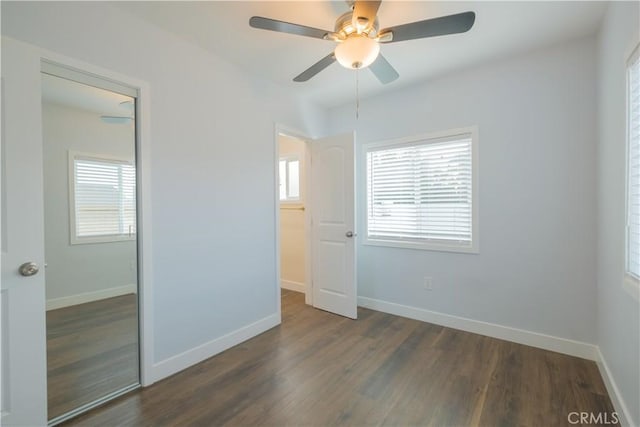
41, 68, 140, 424
275, 128, 358, 319
277, 133, 311, 303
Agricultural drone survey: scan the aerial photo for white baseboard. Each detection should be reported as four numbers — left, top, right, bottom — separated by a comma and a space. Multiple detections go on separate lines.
150, 313, 280, 383
596, 348, 635, 427
358, 297, 598, 361
281, 280, 305, 294
46, 284, 137, 311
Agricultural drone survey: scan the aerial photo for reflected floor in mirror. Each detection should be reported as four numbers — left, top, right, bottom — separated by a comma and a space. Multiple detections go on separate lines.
47, 294, 139, 420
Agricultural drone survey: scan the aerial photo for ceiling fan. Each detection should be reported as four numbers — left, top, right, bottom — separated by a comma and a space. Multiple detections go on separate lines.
249, 1, 475, 84
100, 100, 134, 124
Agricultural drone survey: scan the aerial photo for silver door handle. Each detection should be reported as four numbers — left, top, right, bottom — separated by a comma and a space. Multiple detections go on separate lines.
19, 262, 39, 277
345, 231, 357, 238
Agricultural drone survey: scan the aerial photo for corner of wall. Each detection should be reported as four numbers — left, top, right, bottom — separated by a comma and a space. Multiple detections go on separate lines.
149, 312, 280, 383
596, 348, 637, 427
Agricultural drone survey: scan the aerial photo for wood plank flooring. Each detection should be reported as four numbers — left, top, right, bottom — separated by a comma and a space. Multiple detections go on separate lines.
63, 290, 616, 426
47, 294, 139, 420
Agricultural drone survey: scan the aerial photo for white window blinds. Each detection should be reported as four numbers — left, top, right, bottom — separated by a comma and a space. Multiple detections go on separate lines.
72, 155, 136, 241
627, 49, 640, 279
366, 135, 473, 247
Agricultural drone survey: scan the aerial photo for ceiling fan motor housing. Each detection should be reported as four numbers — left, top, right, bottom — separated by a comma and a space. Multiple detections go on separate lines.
334, 11, 379, 39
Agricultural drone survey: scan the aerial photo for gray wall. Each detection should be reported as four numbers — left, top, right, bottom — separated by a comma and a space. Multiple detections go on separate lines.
42, 101, 137, 304
1, 1, 326, 365
597, 2, 640, 424
328, 36, 598, 344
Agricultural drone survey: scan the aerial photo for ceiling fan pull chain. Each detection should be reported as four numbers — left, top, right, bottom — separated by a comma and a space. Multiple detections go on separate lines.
356, 67, 360, 120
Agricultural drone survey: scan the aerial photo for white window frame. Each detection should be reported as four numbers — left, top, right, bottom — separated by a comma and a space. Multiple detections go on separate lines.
68, 150, 136, 245
279, 155, 301, 203
363, 126, 479, 254
624, 43, 640, 301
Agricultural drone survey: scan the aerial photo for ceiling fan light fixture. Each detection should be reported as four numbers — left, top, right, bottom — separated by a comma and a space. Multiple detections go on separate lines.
335, 35, 380, 69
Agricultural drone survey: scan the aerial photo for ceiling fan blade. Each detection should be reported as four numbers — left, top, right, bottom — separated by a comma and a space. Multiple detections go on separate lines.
352, 0, 381, 32
379, 11, 475, 43
293, 53, 336, 82
250, 16, 332, 40
369, 54, 399, 84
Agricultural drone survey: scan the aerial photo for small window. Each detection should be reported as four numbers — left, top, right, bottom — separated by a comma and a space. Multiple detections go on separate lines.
626, 45, 640, 282
364, 128, 478, 253
69, 152, 136, 244
279, 156, 300, 202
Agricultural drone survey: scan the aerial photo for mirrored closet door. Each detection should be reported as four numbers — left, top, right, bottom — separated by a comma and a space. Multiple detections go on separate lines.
41, 68, 140, 424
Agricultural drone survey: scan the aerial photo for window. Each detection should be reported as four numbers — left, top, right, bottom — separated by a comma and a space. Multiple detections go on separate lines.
279, 156, 300, 202
364, 128, 478, 253
69, 152, 136, 244
626, 45, 640, 282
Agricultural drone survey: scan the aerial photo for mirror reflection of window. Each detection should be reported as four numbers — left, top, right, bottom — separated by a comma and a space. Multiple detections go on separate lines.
72, 154, 136, 242
41, 70, 140, 424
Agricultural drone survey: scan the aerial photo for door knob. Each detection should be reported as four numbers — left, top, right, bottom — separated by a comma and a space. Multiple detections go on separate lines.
345, 231, 356, 238
18, 262, 39, 277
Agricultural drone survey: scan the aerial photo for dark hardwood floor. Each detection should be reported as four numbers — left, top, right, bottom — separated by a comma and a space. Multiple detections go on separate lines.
47, 294, 139, 420
64, 290, 616, 426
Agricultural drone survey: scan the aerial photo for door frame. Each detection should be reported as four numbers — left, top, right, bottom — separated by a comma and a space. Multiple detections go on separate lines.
35, 48, 155, 387
274, 124, 313, 311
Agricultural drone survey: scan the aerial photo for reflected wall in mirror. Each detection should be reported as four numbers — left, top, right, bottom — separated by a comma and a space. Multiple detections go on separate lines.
41, 72, 139, 421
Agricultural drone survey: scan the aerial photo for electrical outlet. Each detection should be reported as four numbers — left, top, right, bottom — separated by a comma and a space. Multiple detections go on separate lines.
423, 276, 433, 291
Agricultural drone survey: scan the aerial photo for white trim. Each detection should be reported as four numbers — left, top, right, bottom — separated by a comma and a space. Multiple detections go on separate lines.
361, 126, 480, 255
46, 284, 137, 311
150, 313, 280, 383
274, 125, 283, 322
358, 296, 598, 360
363, 237, 478, 254
596, 348, 635, 427
135, 74, 154, 388
625, 43, 640, 285
304, 139, 313, 306
41, 60, 137, 98
34, 47, 155, 387
281, 280, 305, 294
622, 274, 640, 302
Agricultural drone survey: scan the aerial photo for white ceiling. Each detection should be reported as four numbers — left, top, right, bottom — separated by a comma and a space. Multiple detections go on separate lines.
41, 73, 134, 116
116, 1, 607, 108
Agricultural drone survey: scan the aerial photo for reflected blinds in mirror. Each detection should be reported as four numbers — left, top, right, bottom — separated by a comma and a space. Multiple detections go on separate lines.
73, 155, 136, 239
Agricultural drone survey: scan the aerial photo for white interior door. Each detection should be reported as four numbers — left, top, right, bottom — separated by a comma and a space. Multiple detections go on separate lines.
310, 132, 357, 319
1, 38, 48, 426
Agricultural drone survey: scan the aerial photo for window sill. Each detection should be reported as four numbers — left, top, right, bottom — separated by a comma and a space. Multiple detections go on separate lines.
363, 237, 478, 254
623, 274, 640, 302
71, 235, 136, 245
